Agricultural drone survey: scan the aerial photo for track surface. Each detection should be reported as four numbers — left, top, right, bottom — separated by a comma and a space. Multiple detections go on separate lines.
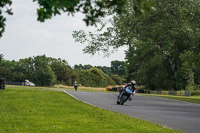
65, 90, 200, 133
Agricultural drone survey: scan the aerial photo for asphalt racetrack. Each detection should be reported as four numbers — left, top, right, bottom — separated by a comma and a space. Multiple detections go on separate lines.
65, 90, 200, 133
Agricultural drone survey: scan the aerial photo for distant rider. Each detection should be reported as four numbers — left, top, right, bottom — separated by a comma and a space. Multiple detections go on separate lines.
74, 81, 78, 91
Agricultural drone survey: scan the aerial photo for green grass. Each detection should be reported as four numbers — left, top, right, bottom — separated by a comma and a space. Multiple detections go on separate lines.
138, 94, 200, 104
158, 95, 200, 104
0, 87, 181, 133
6, 85, 108, 92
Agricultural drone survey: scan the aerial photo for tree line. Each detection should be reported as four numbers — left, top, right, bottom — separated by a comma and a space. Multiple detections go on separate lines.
1, 0, 200, 90
0, 54, 126, 87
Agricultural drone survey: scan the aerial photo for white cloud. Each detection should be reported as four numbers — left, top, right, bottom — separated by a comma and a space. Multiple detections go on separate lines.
0, 0, 126, 67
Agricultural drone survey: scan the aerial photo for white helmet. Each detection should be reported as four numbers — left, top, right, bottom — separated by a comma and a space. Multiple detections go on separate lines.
131, 80, 136, 85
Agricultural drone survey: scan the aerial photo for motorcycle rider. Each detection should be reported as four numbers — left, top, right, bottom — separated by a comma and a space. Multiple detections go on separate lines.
118, 80, 136, 103
74, 81, 78, 91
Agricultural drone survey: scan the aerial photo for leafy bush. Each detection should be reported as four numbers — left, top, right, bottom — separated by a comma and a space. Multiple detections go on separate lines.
191, 91, 200, 96
111, 74, 124, 85
79, 68, 115, 87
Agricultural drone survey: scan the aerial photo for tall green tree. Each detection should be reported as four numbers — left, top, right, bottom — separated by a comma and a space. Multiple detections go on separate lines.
111, 60, 126, 77
0, 57, 25, 82
73, 0, 200, 90
125, 0, 200, 90
31, 55, 56, 86
50, 58, 72, 85
19, 57, 35, 81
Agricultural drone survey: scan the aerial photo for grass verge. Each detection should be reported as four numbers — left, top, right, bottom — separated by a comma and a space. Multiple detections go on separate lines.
0, 87, 181, 133
6, 85, 108, 92
138, 94, 200, 104
158, 95, 200, 104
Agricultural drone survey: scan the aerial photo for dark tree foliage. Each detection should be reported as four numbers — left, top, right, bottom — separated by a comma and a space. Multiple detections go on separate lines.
125, 0, 200, 90
74, 64, 112, 75
95, 66, 111, 75
0, 0, 13, 37
34, 0, 127, 26
111, 74, 124, 85
0, 59, 24, 82
0, 54, 3, 62
78, 67, 115, 87
111, 60, 126, 78
20, 55, 57, 86
50, 58, 72, 85
74, 64, 92, 70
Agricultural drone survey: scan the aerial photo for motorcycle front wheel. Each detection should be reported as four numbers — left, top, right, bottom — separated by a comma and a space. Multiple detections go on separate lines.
120, 95, 128, 105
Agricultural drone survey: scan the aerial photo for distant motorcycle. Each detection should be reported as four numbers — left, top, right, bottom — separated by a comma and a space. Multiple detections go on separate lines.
117, 87, 136, 105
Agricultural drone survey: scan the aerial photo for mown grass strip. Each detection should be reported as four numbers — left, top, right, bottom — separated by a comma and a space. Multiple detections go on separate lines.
138, 94, 200, 104
0, 88, 181, 133
6, 85, 108, 92
158, 95, 200, 104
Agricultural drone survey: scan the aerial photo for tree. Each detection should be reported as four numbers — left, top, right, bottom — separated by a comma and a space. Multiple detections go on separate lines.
74, 64, 93, 70
18, 55, 57, 86
70, 70, 79, 86
18, 57, 35, 82
0, 0, 13, 37
74, 64, 84, 70
72, 0, 139, 56
111, 60, 126, 77
0, 0, 155, 38
50, 58, 72, 85
0, 54, 3, 62
0, 57, 25, 82
96, 66, 111, 75
73, 0, 200, 90
0, 53, 125, 87
126, 0, 200, 90
78, 67, 115, 87
31, 55, 56, 86
34, 0, 127, 26
111, 74, 124, 85
0, 59, 14, 81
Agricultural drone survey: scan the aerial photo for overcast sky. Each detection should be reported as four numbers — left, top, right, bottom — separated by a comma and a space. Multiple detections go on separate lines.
0, 0, 126, 67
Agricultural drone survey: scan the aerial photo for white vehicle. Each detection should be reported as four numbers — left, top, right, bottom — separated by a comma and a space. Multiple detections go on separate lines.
25, 80, 35, 86
29, 82, 35, 86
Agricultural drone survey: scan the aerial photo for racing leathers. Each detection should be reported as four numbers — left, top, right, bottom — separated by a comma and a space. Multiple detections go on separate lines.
119, 84, 136, 101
